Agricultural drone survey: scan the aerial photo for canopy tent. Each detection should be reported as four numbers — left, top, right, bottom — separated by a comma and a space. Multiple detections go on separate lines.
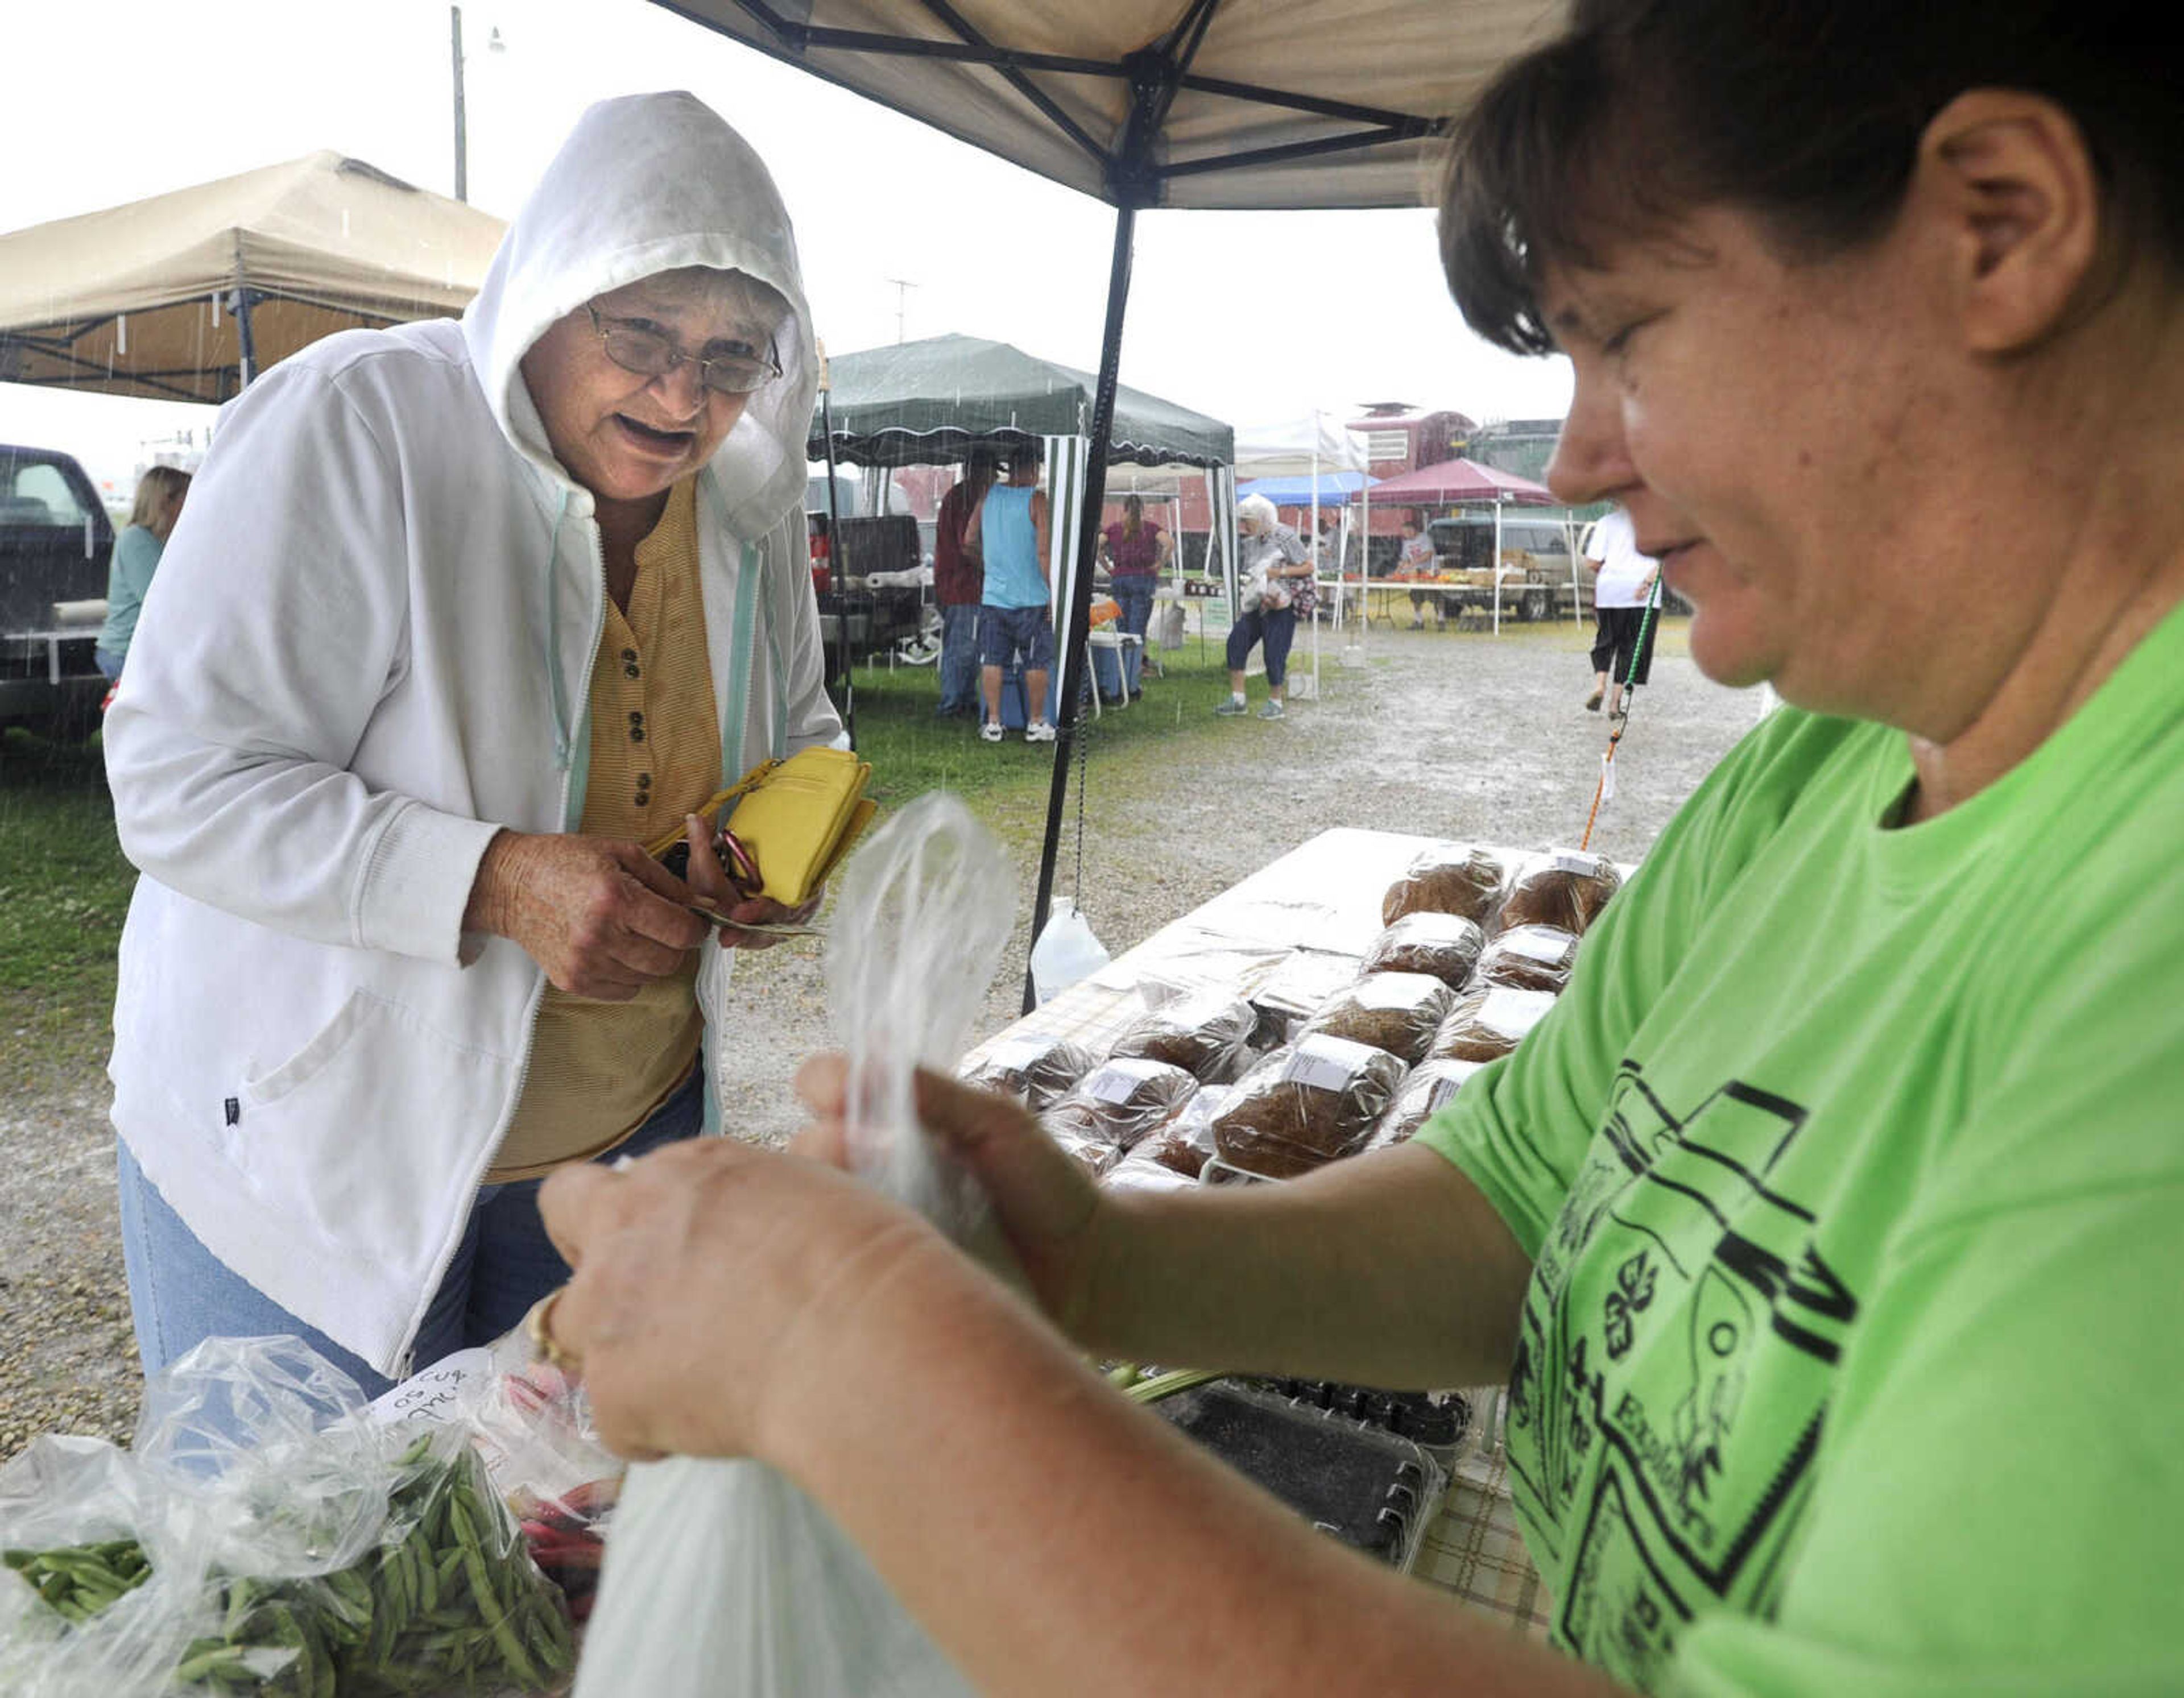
1359, 456, 1555, 505
1361, 459, 1574, 636
806, 333, 1234, 742
647, 0, 1571, 1007
0, 152, 505, 404
1234, 470, 1373, 504
809, 333, 1231, 469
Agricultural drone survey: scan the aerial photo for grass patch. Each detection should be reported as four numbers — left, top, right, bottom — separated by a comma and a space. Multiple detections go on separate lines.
0, 730, 133, 1087
833, 638, 1242, 826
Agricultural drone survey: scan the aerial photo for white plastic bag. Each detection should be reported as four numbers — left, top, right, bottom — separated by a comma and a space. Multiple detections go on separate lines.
575, 793, 1015, 1698
1028, 896, 1109, 1005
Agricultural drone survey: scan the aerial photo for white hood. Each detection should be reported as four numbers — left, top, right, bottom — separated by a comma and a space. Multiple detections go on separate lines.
461, 90, 818, 542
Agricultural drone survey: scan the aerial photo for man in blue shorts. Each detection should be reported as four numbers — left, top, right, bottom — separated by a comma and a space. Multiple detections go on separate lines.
967, 444, 1055, 744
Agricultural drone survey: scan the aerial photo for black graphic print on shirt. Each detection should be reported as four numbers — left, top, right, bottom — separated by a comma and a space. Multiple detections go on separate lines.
1506, 1061, 1862, 1691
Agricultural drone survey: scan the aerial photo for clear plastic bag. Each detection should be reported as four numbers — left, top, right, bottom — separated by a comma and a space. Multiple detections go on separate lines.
1301, 971, 1455, 1066
1042, 1058, 1199, 1154
1475, 924, 1582, 994
1359, 911, 1485, 991
1210, 1036, 1408, 1180
1379, 844, 1505, 927
958, 1030, 1098, 1110
1028, 896, 1110, 1005
1367, 1059, 1490, 1150
1429, 987, 1557, 1062
1106, 989, 1258, 1082
1497, 848, 1622, 935
574, 793, 1014, 1698
2, 1335, 574, 1698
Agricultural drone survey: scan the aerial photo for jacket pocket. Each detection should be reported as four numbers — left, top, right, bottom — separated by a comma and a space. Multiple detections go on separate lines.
234, 989, 511, 1265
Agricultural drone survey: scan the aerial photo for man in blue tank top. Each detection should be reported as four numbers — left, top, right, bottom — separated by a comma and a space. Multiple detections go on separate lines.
966, 443, 1056, 744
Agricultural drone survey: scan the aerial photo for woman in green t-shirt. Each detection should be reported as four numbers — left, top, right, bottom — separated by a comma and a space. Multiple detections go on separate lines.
531, 5, 2184, 1694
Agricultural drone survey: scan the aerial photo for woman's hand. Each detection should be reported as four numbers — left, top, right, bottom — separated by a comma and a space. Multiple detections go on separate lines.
793, 1055, 1107, 1337
679, 813, 821, 951
539, 1138, 951, 1461
464, 830, 705, 999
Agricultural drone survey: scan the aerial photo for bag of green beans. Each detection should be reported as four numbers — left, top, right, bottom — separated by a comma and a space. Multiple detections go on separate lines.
0, 1335, 574, 1697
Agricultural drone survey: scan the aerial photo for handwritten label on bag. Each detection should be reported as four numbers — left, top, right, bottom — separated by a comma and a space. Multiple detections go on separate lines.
1088, 1061, 1167, 1105
1553, 850, 1604, 876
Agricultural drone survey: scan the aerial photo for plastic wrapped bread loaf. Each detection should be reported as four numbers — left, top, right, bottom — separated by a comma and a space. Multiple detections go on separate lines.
1042, 1057, 1199, 1154
1211, 1036, 1408, 1180
1360, 911, 1486, 991
1108, 989, 1259, 1083
1498, 848, 1622, 934
1301, 971, 1455, 1066
1475, 924, 1581, 993
961, 1030, 1098, 1109
1428, 987, 1557, 1062
1380, 844, 1506, 927
1367, 1058, 1489, 1149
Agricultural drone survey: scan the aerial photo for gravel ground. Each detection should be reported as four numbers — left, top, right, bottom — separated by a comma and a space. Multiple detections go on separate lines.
0, 617, 1753, 1459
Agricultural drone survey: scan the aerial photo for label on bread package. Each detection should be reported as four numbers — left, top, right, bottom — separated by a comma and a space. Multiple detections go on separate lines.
1425, 1061, 1486, 1112
1357, 970, 1442, 1009
1283, 1035, 1380, 1093
1502, 927, 1572, 965
1477, 988, 1556, 1038
1552, 850, 1605, 876
987, 1034, 1058, 1071
1087, 1060, 1164, 1104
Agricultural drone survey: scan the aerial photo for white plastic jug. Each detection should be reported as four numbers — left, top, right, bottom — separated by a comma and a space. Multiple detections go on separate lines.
1028, 898, 1110, 1004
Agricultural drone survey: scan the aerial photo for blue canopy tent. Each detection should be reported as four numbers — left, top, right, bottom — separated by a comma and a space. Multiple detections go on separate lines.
1234, 470, 1375, 504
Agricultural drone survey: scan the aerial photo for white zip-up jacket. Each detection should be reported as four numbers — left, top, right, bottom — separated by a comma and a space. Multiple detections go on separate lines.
103, 93, 840, 1377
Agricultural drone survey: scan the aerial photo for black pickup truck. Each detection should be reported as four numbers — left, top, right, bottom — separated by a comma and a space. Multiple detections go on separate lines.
1, 444, 114, 739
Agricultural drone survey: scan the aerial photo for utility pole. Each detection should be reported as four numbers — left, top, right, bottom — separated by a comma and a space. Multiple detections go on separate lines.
884, 277, 919, 343
451, 5, 468, 202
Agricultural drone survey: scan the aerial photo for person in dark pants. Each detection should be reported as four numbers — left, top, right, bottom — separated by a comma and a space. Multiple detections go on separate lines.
1216, 494, 1309, 721
932, 450, 997, 717
1582, 504, 1660, 714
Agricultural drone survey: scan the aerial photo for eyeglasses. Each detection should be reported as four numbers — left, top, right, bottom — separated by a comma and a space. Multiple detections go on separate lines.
585, 303, 783, 396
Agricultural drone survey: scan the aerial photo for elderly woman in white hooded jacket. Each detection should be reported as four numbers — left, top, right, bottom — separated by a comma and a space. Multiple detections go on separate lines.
100, 93, 841, 1394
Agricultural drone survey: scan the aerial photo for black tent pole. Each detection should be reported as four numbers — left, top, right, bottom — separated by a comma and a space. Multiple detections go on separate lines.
819, 385, 853, 748
1023, 200, 1135, 1013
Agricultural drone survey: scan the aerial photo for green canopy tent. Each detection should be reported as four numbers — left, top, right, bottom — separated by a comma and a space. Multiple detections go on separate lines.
809, 335, 1234, 711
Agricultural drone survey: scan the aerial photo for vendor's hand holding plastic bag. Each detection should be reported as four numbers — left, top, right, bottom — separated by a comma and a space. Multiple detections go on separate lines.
574, 794, 1014, 1698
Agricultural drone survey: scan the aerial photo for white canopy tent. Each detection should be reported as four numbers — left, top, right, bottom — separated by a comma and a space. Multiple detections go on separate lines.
1234, 411, 1375, 693
0, 152, 504, 403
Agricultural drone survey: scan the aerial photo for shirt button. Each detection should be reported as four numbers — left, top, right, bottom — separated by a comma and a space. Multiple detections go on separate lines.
620, 648, 638, 662
624, 664, 641, 680
630, 726, 646, 743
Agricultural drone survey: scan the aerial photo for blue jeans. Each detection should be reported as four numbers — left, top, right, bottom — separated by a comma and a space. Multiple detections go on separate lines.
1110, 579, 1154, 694
117, 1067, 706, 1398
936, 602, 981, 714
1226, 604, 1298, 689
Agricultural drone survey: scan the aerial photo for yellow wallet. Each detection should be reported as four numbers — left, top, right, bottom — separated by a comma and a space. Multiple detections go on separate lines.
645, 747, 877, 908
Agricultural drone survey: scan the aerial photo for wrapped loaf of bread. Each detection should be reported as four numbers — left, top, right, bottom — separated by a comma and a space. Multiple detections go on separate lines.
1135, 1085, 1232, 1179
1381, 844, 1505, 927
1108, 989, 1258, 1083
1211, 1036, 1407, 1181
962, 1030, 1097, 1109
1475, 924, 1581, 993
1499, 848, 1622, 934
1101, 1144, 1203, 1196
1043, 1120, 1122, 1179
1429, 987, 1557, 1062
1360, 910, 1485, 991
1248, 949, 1363, 1042
1043, 1058, 1199, 1153
1301, 971, 1455, 1066
1368, 1058, 1489, 1149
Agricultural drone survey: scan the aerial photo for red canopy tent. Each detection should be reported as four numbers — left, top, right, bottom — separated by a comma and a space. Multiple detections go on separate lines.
1351, 455, 1554, 505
